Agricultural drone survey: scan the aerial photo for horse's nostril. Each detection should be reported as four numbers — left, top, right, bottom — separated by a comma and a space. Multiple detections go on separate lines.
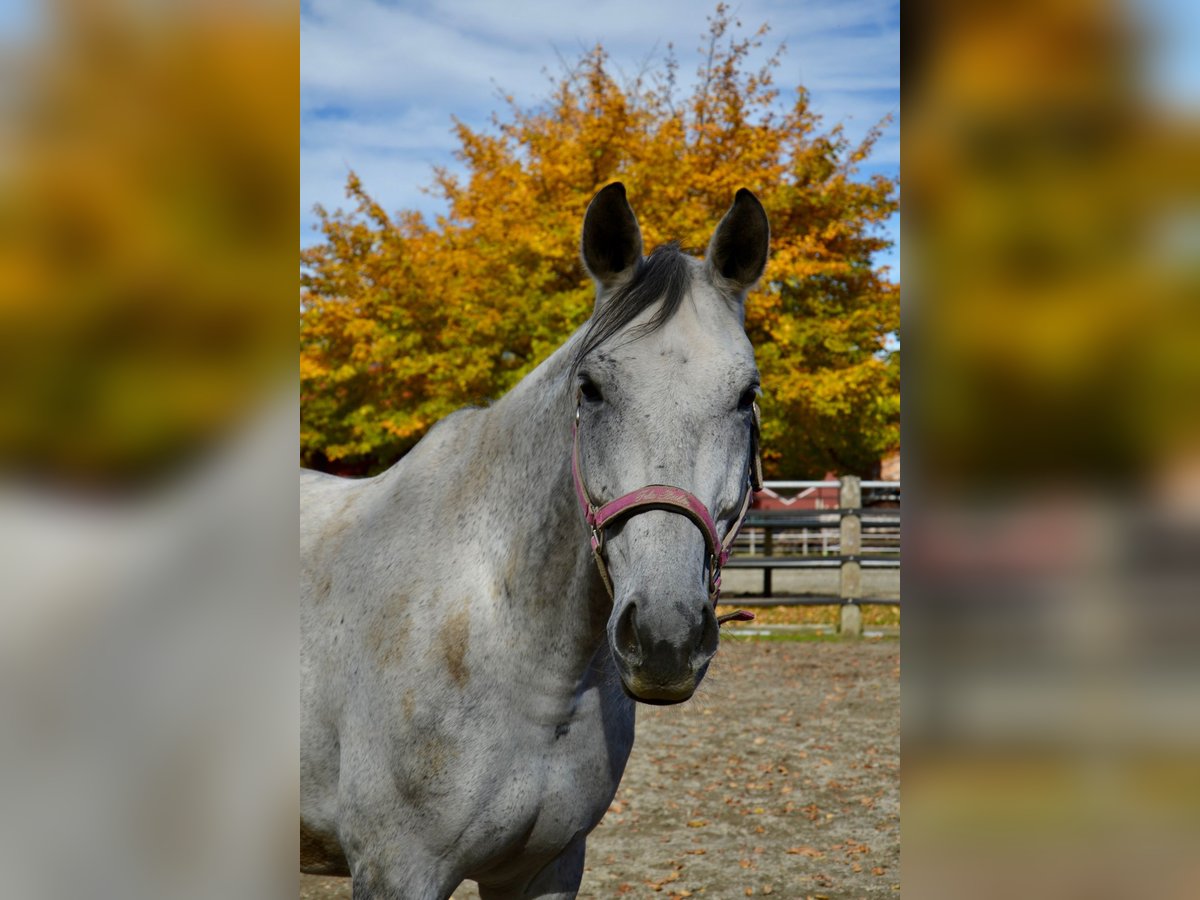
614, 601, 641, 661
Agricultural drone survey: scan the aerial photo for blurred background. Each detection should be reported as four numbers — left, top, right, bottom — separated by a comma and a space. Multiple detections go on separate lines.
0, 1, 297, 898
905, 0, 1200, 896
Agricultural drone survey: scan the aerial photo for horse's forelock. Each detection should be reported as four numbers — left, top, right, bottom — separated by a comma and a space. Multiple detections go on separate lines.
570, 242, 693, 374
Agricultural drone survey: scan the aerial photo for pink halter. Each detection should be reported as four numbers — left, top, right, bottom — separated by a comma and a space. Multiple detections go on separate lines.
571, 400, 762, 624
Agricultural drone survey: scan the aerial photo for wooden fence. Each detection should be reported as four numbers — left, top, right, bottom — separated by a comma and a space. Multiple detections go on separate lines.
725, 476, 899, 636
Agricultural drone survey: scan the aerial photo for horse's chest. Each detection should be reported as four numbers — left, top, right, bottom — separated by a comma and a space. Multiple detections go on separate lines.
540, 719, 621, 813
465, 696, 633, 872
525, 711, 625, 828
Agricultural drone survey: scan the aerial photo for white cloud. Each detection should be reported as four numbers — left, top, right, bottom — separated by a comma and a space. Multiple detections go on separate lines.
300, 0, 899, 247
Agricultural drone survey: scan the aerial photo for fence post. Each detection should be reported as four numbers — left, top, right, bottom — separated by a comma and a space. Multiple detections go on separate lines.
839, 476, 863, 636
763, 524, 774, 598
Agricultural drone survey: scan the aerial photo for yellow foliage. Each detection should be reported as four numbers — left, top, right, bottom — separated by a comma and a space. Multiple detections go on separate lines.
301, 6, 898, 477
1, 9, 296, 486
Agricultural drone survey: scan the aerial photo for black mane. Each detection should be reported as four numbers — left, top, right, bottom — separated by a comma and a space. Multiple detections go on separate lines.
570, 242, 692, 372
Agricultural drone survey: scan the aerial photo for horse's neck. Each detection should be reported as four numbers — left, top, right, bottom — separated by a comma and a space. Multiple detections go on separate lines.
476, 342, 611, 687
482, 343, 591, 588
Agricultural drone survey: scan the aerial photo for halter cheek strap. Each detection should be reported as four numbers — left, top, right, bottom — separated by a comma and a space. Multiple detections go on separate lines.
571, 404, 761, 625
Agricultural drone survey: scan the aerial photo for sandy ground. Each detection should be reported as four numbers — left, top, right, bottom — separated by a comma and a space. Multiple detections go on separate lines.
300, 638, 899, 899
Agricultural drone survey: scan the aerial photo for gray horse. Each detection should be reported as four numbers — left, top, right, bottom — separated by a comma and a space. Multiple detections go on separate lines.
301, 183, 769, 899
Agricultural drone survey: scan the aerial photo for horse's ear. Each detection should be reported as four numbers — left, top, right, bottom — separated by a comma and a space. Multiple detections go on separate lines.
706, 189, 770, 292
581, 182, 643, 292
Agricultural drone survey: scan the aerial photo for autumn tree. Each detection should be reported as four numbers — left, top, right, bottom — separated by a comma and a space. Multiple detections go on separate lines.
301, 5, 898, 477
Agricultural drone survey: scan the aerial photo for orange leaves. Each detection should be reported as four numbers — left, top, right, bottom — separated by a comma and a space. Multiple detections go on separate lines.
300, 5, 898, 478
646, 869, 681, 890
786, 845, 825, 858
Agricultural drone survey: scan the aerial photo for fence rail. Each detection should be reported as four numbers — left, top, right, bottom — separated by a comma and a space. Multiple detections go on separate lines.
726, 477, 899, 635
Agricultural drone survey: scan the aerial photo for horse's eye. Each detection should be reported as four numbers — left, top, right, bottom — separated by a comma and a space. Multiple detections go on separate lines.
737, 385, 759, 412
579, 377, 603, 404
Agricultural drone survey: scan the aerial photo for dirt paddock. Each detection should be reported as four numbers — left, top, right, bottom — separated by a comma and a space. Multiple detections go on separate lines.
300, 637, 900, 899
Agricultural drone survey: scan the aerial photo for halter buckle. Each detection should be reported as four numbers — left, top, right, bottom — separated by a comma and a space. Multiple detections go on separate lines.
589, 512, 605, 553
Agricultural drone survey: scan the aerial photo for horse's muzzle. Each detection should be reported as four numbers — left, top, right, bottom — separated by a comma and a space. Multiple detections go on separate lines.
608, 596, 719, 705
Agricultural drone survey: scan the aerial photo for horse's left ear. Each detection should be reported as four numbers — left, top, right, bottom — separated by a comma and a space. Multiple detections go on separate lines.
705, 189, 770, 292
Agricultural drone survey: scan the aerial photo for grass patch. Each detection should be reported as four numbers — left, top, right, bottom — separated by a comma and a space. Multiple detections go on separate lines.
716, 602, 901, 628
721, 629, 842, 642
721, 628, 899, 643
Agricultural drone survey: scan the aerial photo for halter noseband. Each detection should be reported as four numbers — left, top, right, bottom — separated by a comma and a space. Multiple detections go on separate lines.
571, 399, 762, 625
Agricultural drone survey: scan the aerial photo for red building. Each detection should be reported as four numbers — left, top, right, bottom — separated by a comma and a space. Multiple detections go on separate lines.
751, 448, 900, 511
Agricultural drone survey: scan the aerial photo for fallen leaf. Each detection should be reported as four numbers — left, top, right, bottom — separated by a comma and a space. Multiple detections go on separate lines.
786, 846, 824, 858
686, 819, 707, 828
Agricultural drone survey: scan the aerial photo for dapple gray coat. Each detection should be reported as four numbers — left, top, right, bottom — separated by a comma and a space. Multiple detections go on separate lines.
301, 184, 769, 899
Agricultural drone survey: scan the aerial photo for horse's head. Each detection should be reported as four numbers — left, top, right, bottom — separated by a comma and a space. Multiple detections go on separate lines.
572, 183, 769, 705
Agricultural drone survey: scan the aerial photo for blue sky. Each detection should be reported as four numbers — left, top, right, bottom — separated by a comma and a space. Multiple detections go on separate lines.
300, 0, 901, 274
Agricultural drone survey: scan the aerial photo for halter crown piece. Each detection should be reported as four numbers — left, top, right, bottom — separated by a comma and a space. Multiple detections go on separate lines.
571, 397, 762, 625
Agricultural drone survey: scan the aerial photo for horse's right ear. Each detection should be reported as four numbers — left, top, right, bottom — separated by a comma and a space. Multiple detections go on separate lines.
581, 182, 643, 292
706, 188, 770, 292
